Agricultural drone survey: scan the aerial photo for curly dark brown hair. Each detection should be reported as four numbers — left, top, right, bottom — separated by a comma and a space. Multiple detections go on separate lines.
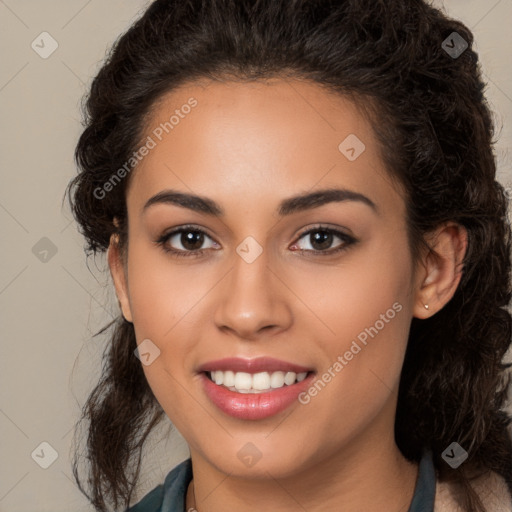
65, 0, 512, 510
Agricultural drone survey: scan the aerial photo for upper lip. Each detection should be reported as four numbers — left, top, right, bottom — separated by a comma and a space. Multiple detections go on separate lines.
197, 357, 314, 374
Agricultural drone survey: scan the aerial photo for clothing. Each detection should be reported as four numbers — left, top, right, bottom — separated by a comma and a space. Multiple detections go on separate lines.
127, 450, 436, 512
434, 467, 512, 511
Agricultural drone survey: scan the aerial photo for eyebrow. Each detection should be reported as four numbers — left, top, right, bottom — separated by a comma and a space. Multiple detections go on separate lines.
142, 187, 378, 217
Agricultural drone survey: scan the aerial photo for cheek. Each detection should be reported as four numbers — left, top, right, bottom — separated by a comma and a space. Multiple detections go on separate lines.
299, 236, 413, 396
124, 243, 212, 412
294, 269, 412, 451
125, 242, 209, 338
291, 234, 412, 342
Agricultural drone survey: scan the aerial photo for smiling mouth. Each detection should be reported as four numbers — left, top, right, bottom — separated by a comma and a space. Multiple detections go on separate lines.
205, 370, 313, 394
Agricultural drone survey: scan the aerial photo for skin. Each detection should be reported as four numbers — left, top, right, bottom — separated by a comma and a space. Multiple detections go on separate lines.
108, 78, 468, 511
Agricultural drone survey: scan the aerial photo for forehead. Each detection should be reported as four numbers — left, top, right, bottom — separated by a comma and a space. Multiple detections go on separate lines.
127, 78, 403, 221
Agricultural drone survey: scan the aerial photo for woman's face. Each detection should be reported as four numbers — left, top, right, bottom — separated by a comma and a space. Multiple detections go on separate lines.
111, 78, 425, 478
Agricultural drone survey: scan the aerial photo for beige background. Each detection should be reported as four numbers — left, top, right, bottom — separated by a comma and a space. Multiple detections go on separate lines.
0, 1, 511, 510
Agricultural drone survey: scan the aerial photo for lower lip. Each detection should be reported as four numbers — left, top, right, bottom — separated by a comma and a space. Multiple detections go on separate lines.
200, 372, 315, 420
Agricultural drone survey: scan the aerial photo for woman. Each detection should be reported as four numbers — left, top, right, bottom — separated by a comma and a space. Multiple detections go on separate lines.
66, 0, 512, 511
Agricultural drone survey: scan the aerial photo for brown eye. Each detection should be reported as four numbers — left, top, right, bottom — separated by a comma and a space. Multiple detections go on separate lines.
156, 225, 219, 258
179, 230, 206, 251
291, 227, 356, 255
308, 230, 335, 251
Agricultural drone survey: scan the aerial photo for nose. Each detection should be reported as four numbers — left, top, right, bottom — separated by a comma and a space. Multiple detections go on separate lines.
213, 248, 293, 341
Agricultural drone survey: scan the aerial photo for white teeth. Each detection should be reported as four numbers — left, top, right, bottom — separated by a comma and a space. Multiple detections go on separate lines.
234, 372, 252, 390
208, 370, 309, 393
284, 371, 296, 386
270, 371, 285, 388
252, 372, 270, 390
223, 370, 235, 387
296, 372, 307, 382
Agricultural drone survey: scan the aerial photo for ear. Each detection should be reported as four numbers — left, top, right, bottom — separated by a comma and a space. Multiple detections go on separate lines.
413, 222, 468, 319
107, 232, 133, 323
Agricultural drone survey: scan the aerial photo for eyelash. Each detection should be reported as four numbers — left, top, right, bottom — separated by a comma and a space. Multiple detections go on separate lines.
155, 224, 357, 259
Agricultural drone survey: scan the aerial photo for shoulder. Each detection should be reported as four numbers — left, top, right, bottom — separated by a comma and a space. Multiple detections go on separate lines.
434, 469, 512, 512
126, 459, 193, 512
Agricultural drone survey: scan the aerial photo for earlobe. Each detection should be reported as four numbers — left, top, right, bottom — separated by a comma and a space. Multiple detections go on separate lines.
413, 222, 468, 319
107, 233, 133, 323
